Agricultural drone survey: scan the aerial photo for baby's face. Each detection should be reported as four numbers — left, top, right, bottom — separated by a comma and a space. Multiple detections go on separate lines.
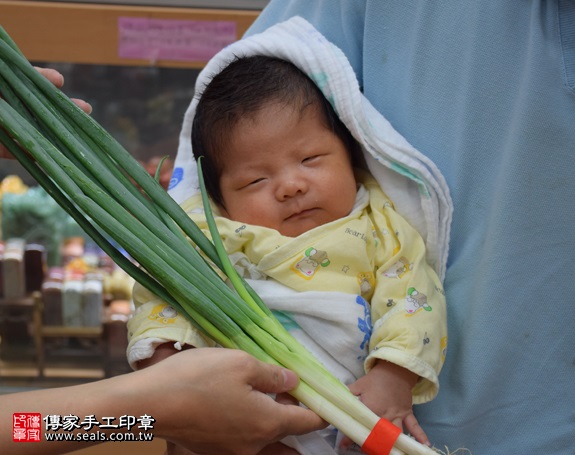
217, 102, 357, 237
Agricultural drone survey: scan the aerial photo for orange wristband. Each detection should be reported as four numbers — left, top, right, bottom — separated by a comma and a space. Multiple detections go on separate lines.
361, 418, 402, 455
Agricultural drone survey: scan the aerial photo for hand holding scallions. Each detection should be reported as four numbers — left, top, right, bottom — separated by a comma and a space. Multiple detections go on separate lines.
0, 66, 91, 159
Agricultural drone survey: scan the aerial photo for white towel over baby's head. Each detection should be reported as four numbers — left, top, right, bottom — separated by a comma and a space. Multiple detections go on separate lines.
168, 16, 452, 281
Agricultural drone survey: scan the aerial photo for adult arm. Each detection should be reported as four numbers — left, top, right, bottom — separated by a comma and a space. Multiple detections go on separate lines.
0, 348, 325, 455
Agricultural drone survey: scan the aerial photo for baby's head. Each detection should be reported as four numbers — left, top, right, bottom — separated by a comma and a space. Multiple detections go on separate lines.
192, 55, 360, 237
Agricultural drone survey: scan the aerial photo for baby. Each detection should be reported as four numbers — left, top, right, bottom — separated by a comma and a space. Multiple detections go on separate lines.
128, 56, 447, 454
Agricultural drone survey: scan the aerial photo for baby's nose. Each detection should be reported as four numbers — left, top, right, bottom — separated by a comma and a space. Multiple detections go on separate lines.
276, 174, 308, 200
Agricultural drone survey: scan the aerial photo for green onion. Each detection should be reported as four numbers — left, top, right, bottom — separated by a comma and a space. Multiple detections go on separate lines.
0, 27, 439, 455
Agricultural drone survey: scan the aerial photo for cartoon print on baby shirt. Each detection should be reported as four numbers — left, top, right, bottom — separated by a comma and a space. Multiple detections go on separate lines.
292, 247, 331, 279
357, 272, 376, 299
234, 224, 247, 237
168, 167, 184, 191
405, 287, 432, 315
148, 304, 178, 324
440, 336, 448, 363
371, 225, 379, 248
355, 296, 372, 356
423, 332, 430, 345
382, 256, 413, 279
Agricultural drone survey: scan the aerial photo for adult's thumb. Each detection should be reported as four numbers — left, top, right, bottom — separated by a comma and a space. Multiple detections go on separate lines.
250, 363, 299, 394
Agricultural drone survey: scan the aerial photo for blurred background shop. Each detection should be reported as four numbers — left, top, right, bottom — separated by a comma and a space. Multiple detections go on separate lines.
0, 1, 266, 452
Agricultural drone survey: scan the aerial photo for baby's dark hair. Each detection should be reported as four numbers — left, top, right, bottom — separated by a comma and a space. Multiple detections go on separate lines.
191, 55, 360, 206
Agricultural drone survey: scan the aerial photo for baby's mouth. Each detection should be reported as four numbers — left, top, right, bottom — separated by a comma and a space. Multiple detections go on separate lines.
285, 208, 318, 221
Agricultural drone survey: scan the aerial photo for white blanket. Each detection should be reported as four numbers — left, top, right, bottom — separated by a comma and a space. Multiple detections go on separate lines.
169, 16, 452, 282
166, 16, 453, 454
247, 279, 370, 385
247, 279, 369, 454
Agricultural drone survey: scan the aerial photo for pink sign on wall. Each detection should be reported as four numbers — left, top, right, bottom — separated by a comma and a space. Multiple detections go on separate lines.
118, 17, 237, 62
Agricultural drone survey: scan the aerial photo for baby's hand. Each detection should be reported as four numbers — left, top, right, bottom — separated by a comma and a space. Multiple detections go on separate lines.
341, 361, 430, 450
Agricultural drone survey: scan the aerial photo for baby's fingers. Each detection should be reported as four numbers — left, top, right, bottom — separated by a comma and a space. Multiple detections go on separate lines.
338, 434, 354, 452
403, 413, 431, 447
